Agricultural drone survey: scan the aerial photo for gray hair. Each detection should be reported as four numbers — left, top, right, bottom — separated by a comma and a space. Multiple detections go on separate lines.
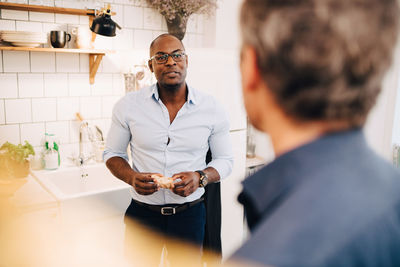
240, 0, 399, 126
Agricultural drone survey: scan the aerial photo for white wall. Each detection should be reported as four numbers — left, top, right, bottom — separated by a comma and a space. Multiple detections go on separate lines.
215, 0, 243, 49
365, 38, 400, 161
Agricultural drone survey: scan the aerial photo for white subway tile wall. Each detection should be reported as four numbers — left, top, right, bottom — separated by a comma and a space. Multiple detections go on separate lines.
112, 4, 123, 27
133, 29, 153, 48
1, 10, 28, 21
94, 35, 114, 50
0, 74, 18, 98
18, 73, 44, 98
143, 7, 162, 30
123, 6, 144, 28
5, 98, 31, 124
68, 73, 90, 96
29, 11, 54, 23
79, 54, 90, 73
0, 19, 16, 31
56, 53, 80, 73
102, 95, 121, 118
187, 15, 198, 33
16, 20, 42, 31
79, 15, 89, 25
56, 97, 80, 121
3, 51, 30, 72
100, 55, 120, 73
20, 123, 45, 146
29, 0, 54, 7
69, 120, 81, 143
0, 124, 20, 145
0, 100, 5, 124
55, 14, 79, 25
31, 52, 56, 72
46, 121, 70, 144
0, 0, 209, 159
32, 98, 57, 122
112, 73, 125, 95
42, 22, 67, 33
80, 96, 102, 119
44, 73, 68, 97
92, 74, 113, 96
115, 28, 134, 50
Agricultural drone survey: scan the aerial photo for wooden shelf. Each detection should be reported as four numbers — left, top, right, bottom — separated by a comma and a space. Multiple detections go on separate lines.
0, 47, 109, 54
0, 2, 115, 16
0, 2, 117, 84
0, 46, 113, 84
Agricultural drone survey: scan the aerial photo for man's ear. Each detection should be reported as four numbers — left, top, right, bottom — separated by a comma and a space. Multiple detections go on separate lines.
240, 45, 262, 93
148, 60, 153, 72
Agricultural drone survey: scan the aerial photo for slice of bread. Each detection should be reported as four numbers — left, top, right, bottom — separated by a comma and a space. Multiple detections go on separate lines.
151, 174, 174, 189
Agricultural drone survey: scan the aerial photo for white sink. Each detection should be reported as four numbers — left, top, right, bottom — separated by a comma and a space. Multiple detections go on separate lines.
32, 164, 132, 223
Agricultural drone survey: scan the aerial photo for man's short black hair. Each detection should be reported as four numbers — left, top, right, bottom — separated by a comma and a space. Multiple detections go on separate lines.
149, 33, 185, 56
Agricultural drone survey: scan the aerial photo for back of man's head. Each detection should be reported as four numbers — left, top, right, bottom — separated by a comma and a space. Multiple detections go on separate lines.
240, 0, 399, 126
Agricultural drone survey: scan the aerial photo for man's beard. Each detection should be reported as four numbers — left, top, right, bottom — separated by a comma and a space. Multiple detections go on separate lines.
161, 81, 183, 92
159, 72, 186, 92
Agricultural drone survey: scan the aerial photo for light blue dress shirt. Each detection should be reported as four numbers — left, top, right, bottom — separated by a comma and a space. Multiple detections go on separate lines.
103, 84, 234, 205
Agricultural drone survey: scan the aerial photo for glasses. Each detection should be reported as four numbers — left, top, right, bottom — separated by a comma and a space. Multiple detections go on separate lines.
150, 51, 186, 64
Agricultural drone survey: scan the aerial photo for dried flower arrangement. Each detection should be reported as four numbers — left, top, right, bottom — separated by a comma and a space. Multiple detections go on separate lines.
146, 0, 217, 40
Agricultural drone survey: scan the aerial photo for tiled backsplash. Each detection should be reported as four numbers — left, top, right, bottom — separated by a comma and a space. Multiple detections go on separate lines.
0, 0, 210, 161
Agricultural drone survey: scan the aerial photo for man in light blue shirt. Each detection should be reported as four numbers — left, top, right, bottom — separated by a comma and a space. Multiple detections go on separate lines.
103, 34, 233, 259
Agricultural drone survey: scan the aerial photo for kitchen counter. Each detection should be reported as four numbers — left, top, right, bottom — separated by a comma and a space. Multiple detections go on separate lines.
246, 155, 267, 168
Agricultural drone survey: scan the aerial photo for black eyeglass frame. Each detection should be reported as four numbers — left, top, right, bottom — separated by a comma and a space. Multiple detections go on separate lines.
149, 51, 187, 64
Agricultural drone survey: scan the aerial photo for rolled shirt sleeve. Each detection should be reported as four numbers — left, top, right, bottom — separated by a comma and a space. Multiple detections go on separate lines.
103, 98, 131, 163
207, 102, 234, 180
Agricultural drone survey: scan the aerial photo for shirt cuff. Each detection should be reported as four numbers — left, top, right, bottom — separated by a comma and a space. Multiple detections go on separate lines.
103, 149, 129, 163
207, 158, 233, 180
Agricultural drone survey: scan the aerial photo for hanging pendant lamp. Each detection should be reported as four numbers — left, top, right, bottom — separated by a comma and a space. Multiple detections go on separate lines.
90, 4, 121, 37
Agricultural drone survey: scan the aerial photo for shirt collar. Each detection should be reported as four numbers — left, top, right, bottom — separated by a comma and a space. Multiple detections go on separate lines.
241, 128, 366, 217
147, 83, 197, 105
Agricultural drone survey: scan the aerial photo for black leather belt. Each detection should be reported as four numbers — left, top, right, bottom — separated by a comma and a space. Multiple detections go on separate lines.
132, 198, 204, 216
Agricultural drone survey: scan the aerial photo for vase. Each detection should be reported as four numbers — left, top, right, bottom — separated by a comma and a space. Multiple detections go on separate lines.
0, 159, 30, 180
165, 15, 188, 40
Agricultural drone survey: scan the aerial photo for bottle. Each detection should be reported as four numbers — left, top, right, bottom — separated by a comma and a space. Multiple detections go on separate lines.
44, 133, 60, 170
30, 152, 44, 170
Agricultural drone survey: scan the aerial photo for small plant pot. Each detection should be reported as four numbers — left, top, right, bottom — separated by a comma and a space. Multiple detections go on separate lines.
0, 159, 30, 179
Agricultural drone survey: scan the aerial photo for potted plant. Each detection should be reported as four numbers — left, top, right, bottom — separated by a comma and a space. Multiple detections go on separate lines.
0, 141, 35, 180
0, 141, 35, 196
145, 0, 217, 40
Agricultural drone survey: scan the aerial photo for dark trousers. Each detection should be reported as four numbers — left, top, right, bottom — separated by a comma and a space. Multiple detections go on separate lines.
124, 199, 206, 266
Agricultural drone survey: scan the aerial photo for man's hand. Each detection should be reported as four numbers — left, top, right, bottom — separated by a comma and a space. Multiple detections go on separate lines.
130, 172, 160, 195
171, 171, 201, 197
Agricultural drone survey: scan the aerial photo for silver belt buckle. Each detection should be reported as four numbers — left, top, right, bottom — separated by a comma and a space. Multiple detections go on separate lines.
161, 206, 176, 215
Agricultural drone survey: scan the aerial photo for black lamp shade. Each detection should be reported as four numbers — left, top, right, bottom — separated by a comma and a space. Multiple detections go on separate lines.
90, 14, 118, 37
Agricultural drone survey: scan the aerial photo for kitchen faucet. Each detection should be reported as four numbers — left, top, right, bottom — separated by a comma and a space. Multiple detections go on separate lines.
69, 120, 93, 166
70, 113, 103, 166
71, 113, 96, 166
77, 121, 93, 165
